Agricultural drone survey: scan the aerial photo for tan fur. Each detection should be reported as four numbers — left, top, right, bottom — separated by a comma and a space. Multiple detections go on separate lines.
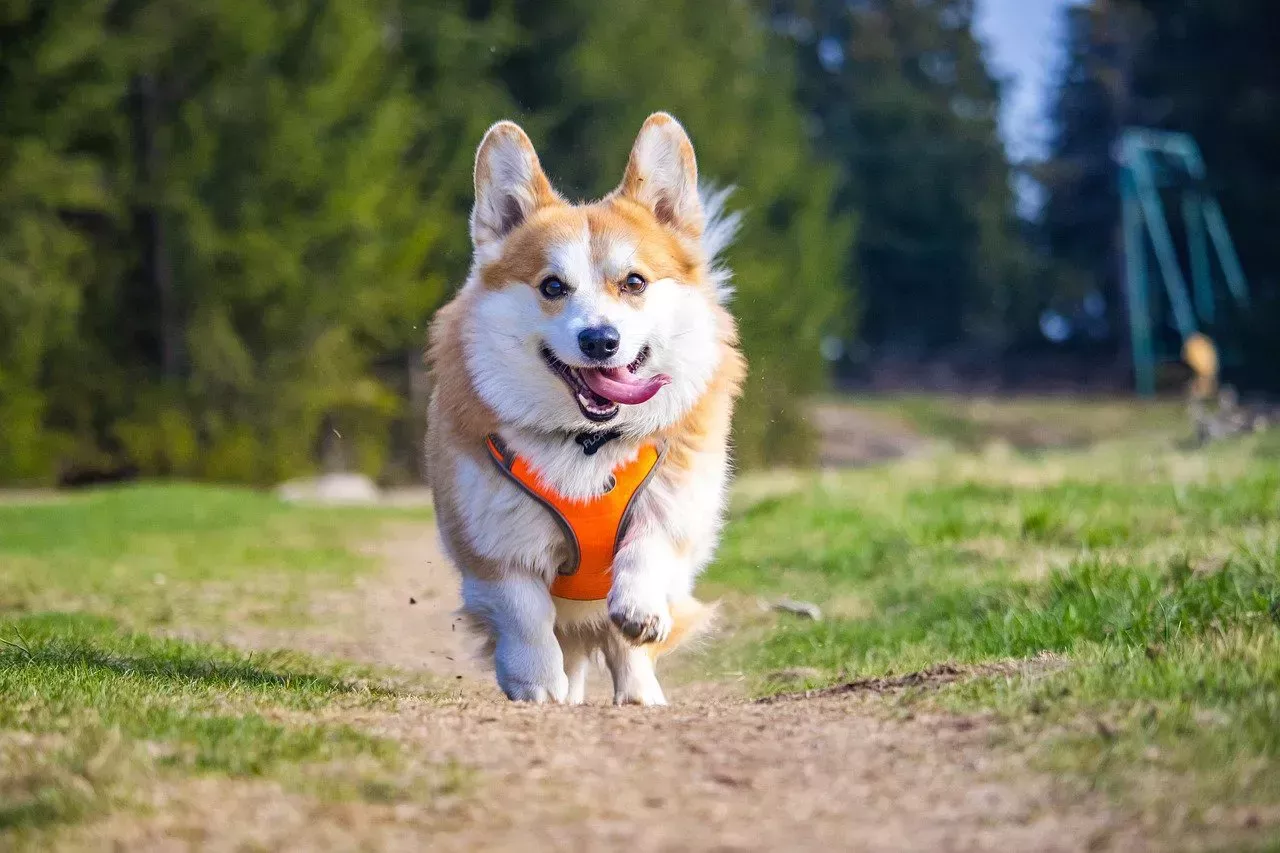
645, 597, 720, 661
660, 335, 746, 481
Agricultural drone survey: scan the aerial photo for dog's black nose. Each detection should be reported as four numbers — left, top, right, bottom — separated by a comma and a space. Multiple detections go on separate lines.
578, 326, 621, 360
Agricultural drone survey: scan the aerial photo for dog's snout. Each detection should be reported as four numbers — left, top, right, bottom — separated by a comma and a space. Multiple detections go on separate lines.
578, 325, 621, 361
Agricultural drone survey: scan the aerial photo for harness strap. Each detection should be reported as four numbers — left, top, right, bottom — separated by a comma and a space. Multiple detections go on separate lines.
483, 434, 662, 601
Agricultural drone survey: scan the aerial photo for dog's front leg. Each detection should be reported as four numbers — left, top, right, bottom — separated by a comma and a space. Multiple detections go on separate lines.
607, 530, 679, 646
604, 530, 681, 705
603, 628, 666, 706
463, 573, 568, 703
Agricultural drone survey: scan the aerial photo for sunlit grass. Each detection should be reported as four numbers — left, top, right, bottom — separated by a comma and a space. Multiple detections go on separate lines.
710, 430, 1280, 820
0, 483, 431, 629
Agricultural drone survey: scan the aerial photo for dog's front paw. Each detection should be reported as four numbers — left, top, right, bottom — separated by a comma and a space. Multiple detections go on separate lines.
608, 586, 671, 645
614, 681, 667, 706
502, 674, 570, 704
494, 639, 569, 703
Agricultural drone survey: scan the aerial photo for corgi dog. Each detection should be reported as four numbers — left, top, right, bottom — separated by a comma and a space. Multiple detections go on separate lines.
424, 113, 745, 705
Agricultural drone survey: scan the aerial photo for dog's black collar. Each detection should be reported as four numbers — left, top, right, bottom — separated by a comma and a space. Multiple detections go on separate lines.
574, 428, 623, 456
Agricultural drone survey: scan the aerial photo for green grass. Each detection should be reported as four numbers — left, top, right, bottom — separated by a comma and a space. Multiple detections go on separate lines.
710, 428, 1280, 824
0, 483, 430, 629
0, 485, 447, 840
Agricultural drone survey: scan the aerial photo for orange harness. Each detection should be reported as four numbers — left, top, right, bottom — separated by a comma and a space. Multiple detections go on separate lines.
484, 434, 662, 601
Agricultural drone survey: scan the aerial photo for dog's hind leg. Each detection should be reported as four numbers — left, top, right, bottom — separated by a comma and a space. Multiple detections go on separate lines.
558, 632, 592, 705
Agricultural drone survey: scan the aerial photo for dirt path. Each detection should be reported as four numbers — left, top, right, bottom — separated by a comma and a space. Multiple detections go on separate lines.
222, 523, 489, 685
95, 523, 1157, 852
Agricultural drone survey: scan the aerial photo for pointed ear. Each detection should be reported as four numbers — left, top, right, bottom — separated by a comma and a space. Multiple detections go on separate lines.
618, 113, 703, 238
471, 121, 559, 252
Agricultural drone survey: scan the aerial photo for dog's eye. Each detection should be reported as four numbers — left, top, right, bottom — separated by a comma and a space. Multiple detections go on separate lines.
621, 273, 647, 295
539, 276, 567, 299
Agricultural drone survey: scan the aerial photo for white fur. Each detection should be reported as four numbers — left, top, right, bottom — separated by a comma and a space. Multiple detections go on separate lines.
699, 183, 742, 303
605, 632, 666, 706
607, 531, 678, 642
462, 270, 722, 446
453, 454, 561, 579
602, 238, 640, 281
462, 573, 568, 702
559, 633, 594, 705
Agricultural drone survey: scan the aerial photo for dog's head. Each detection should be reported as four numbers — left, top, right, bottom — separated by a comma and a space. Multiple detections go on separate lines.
460, 113, 735, 437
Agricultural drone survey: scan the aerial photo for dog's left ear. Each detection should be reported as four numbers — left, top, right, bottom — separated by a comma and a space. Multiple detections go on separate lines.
618, 113, 704, 239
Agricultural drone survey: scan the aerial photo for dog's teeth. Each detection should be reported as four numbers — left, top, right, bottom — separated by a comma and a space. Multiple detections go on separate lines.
576, 392, 617, 416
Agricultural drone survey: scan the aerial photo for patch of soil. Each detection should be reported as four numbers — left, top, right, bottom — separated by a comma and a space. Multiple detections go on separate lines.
222, 525, 487, 685
762, 656, 1068, 703
810, 402, 926, 467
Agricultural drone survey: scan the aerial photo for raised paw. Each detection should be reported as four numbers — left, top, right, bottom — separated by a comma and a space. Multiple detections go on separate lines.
608, 598, 672, 646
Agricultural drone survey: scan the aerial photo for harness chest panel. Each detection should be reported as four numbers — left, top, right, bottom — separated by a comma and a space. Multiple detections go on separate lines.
484, 435, 661, 601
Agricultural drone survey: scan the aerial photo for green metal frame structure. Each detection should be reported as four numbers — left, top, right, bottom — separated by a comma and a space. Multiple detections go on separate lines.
1118, 128, 1250, 395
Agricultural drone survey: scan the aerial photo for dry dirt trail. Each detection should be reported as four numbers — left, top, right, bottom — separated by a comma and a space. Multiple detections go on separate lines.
100, 522, 1157, 852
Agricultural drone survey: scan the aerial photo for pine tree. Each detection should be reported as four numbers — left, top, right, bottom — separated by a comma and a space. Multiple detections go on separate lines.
2, 0, 852, 480
1041, 0, 1280, 386
1037, 1, 1138, 353
2, 0, 518, 483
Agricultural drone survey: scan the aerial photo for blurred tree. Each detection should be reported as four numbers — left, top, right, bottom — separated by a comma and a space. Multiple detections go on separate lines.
90, 0, 437, 482
1037, 1, 1142, 355
497, 0, 854, 465
0, 0, 126, 480
1, 0, 849, 481
762, 0, 1034, 355
2, 0, 515, 483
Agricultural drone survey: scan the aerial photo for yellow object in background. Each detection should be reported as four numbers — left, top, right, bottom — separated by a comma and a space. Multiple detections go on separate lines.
1183, 333, 1219, 399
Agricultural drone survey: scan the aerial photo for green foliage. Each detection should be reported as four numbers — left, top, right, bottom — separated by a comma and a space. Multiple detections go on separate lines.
1122, 0, 1280, 390
1, 0, 853, 480
1036, 2, 1131, 345
0, 0, 123, 480
1041, 0, 1280, 381
0, 1, 435, 481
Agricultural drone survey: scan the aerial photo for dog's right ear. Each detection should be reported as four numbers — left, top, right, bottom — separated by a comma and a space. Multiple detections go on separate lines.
471, 121, 559, 255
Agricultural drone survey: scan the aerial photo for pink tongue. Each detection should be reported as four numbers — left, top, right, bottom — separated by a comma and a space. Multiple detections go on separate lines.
580, 367, 671, 405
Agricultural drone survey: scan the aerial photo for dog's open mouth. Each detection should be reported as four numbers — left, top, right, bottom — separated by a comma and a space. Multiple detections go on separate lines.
540, 344, 671, 422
